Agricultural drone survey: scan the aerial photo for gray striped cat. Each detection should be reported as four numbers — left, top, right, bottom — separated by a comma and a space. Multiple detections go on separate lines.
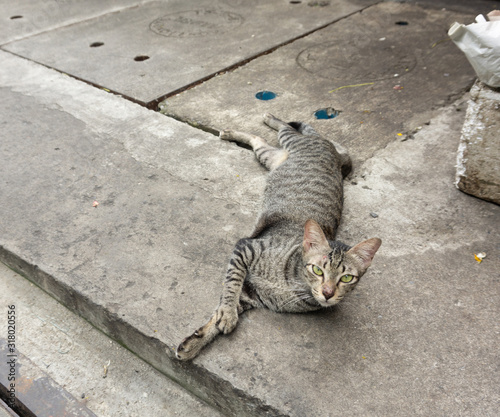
175, 114, 381, 360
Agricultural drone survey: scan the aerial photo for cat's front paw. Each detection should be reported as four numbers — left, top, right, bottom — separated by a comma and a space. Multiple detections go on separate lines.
175, 330, 205, 361
175, 312, 227, 360
219, 130, 234, 141
215, 305, 239, 334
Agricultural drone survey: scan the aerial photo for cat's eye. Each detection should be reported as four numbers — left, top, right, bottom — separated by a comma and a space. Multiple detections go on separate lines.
312, 265, 323, 276
340, 274, 354, 283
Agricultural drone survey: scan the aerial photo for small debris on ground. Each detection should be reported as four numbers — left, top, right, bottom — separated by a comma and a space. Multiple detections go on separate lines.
103, 360, 110, 378
474, 252, 486, 263
329, 82, 374, 93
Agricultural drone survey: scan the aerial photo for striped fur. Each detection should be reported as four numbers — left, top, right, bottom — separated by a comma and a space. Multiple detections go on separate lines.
176, 114, 381, 360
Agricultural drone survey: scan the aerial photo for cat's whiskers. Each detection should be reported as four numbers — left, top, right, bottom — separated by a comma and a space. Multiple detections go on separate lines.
278, 291, 315, 311
262, 279, 308, 293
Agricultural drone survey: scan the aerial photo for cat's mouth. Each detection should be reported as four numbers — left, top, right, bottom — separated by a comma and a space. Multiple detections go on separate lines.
318, 298, 339, 307
313, 291, 341, 307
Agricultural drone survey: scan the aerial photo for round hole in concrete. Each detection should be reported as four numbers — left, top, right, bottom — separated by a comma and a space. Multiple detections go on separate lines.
134, 55, 150, 62
255, 91, 276, 101
395, 21, 408, 25
10, 15, 23, 19
314, 107, 341, 119
90, 42, 104, 47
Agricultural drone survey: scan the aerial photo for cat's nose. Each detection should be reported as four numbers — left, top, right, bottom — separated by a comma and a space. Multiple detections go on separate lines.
322, 286, 335, 300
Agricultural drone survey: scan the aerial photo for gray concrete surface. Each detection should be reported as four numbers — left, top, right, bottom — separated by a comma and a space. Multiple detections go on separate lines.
0, 0, 154, 44
161, 1, 477, 167
0, 262, 222, 417
3, 0, 375, 106
1, 1, 499, 416
0, 399, 18, 417
0, 336, 99, 417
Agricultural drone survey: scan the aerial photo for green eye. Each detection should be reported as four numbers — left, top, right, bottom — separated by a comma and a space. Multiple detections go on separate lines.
340, 275, 354, 283
312, 265, 323, 276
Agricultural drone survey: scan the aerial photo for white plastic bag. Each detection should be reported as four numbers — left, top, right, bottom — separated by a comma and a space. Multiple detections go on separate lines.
449, 14, 500, 87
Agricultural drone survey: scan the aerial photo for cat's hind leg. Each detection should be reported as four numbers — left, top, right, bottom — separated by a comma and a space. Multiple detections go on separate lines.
263, 113, 290, 131
220, 129, 288, 170
288, 122, 319, 137
264, 114, 319, 138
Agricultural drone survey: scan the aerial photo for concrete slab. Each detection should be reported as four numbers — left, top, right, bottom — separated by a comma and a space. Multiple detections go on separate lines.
2, 0, 376, 106
161, 2, 477, 167
0, 0, 153, 44
0, 262, 222, 417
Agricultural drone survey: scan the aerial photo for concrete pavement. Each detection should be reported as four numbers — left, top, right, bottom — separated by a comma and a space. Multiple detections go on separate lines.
1, 1, 499, 416
2, 0, 377, 106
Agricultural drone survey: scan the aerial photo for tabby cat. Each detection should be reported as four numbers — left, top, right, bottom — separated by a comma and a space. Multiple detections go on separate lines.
175, 114, 381, 360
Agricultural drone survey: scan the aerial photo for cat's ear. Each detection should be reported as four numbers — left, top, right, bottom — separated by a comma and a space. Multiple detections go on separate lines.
347, 238, 382, 272
303, 219, 330, 254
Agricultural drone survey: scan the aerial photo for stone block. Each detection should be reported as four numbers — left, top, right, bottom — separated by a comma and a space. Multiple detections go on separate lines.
456, 81, 500, 205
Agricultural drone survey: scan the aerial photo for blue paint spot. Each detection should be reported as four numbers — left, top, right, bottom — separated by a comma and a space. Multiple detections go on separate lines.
314, 108, 340, 119
255, 91, 276, 101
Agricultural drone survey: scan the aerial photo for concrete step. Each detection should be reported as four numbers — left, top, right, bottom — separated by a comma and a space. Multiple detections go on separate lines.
0, 262, 222, 417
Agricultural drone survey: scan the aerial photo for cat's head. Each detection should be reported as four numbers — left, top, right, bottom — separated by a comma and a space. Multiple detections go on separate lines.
301, 219, 381, 307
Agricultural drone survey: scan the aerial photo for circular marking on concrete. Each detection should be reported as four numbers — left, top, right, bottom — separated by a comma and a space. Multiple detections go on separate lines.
314, 107, 340, 119
255, 91, 276, 100
296, 40, 416, 82
150, 9, 244, 38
